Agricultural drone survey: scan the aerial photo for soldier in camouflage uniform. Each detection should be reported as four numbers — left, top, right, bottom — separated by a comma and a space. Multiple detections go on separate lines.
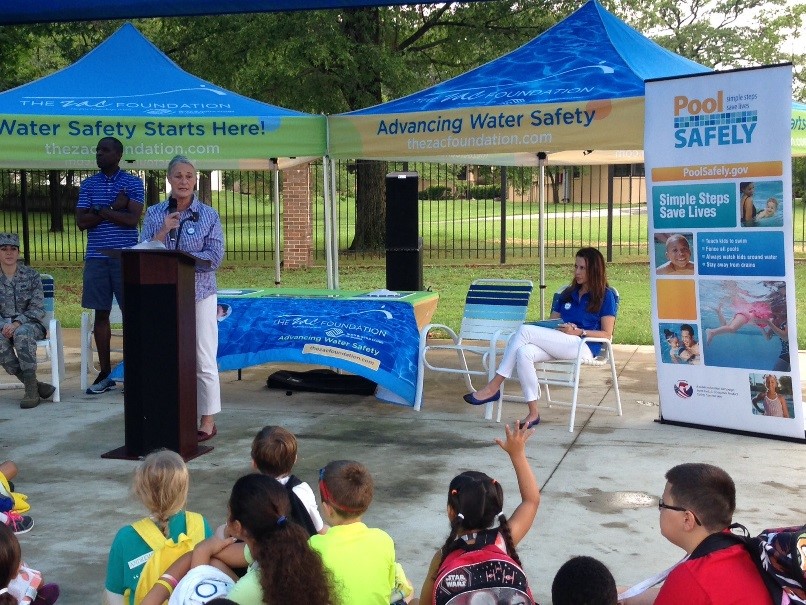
0, 233, 55, 409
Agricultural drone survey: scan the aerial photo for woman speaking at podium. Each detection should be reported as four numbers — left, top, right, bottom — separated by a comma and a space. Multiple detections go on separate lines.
140, 155, 224, 442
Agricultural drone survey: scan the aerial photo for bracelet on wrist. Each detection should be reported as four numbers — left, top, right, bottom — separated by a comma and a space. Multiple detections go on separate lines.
155, 579, 174, 595
160, 573, 178, 589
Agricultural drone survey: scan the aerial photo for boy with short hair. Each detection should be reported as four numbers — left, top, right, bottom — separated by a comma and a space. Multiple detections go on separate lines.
310, 460, 397, 605
627, 462, 772, 605
249, 425, 325, 535
215, 426, 324, 539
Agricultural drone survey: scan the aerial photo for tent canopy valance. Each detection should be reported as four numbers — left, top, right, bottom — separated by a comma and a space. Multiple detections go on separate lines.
0, 23, 326, 171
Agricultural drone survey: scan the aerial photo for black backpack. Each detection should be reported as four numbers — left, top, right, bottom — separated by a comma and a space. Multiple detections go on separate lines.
725, 524, 806, 605
285, 474, 318, 537
731, 523, 806, 605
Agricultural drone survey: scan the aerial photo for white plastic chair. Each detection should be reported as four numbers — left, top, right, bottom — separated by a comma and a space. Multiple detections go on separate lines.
499, 287, 622, 432
415, 279, 533, 418
80, 297, 123, 391
0, 274, 64, 402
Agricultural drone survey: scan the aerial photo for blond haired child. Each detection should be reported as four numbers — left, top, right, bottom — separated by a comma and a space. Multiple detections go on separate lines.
755, 197, 778, 220
104, 450, 212, 605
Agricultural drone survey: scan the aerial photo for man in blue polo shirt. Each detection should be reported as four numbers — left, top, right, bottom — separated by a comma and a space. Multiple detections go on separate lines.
76, 137, 144, 394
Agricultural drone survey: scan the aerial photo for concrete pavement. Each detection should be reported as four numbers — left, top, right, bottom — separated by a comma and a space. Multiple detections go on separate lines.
1, 330, 804, 604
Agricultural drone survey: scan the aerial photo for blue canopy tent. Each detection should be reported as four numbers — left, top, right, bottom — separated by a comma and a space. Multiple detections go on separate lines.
327, 0, 711, 297
328, 0, 710, 167
0, 23, 332, 284
0, 23, 326, 170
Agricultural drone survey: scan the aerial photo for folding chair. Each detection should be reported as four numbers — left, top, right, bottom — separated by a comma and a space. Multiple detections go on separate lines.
499, 287, 622, 432
0, 274, 64, 402
80, 297, 123, 391
415, 279, 533, 418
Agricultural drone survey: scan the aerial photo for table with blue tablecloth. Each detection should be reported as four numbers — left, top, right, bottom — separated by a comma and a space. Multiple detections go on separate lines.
215, 288, 439, 406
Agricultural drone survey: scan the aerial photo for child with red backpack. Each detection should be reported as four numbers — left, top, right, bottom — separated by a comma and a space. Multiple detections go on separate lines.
104, 450, 213, 605
416, 422, 540, 605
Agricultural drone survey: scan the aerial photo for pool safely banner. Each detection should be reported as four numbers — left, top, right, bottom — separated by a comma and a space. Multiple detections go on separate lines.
645, 65, 804, 440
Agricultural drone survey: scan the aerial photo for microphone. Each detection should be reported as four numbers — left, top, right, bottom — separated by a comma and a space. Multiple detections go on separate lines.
175, 210, 200, 250
167, 197, 178, 243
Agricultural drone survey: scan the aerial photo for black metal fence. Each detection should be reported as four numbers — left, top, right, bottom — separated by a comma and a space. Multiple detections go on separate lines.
2, 161, 803, 265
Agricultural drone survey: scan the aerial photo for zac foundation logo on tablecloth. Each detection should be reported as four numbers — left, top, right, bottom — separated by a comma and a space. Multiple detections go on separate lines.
672, 90, 758, 149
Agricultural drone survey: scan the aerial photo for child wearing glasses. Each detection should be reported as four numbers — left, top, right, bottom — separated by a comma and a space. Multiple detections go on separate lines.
311, 460, 412, 605
623, 463, 772, 605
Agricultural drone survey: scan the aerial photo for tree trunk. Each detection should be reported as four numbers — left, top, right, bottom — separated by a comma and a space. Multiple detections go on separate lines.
341, 8, 387, 251
548, 167, 561, 204
350, 159, 387, 251
146, 171, 161, 207
198, 172, 212, 204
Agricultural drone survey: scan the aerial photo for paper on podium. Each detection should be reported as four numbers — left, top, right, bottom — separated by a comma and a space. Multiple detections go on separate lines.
366, 289, 401, 297
131, 240, 167, 250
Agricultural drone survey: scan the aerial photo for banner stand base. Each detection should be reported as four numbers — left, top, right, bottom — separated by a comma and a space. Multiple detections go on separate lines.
655, 417, 805, 444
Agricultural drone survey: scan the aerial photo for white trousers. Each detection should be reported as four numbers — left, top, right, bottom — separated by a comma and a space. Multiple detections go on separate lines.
196, 294, 221, 416
496, 325, 592, 402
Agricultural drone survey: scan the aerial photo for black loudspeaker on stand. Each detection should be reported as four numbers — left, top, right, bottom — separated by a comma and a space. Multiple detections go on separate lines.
385, 172, 423, 291
387, 241, 423, 292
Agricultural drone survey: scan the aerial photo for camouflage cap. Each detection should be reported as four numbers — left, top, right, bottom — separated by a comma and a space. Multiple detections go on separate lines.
0, 233, 20, 247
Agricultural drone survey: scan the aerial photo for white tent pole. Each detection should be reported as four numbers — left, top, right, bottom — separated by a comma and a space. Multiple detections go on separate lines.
272, 159, 281, 286
330, 157, 340, 290
537, 152, 547, 318
323, 157, 335, 289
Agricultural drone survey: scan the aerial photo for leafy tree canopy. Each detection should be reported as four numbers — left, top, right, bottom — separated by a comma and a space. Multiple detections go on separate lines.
1, 1, 801, 104
602, 0, 805, 97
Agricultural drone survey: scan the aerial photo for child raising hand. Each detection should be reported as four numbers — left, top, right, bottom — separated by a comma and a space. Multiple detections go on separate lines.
416, 422, 540, 605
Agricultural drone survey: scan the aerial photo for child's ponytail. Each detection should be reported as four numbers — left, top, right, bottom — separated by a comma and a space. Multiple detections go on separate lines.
133, 449, 189, 538
497, 513, 522, 566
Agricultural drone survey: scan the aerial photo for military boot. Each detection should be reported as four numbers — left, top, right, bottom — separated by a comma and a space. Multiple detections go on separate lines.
20, 370, 40, 409
37, 381, 56, 400
14, 369, 52, 403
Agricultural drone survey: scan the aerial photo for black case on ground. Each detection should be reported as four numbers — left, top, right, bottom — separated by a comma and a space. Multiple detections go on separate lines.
266, 369, 377, 396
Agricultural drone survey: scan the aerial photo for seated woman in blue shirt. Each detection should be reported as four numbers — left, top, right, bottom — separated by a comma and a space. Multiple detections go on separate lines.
464, 247, 616, 428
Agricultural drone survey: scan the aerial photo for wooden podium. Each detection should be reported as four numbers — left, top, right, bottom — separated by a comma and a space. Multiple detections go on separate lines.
102, 249, 212, 460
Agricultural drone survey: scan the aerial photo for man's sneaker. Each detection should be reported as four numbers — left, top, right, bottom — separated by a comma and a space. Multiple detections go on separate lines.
87, 376, 116, 395
4, 510, 34, 534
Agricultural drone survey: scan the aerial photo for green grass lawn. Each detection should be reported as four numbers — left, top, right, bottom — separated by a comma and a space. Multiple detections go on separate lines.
42, 259, 806, 349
